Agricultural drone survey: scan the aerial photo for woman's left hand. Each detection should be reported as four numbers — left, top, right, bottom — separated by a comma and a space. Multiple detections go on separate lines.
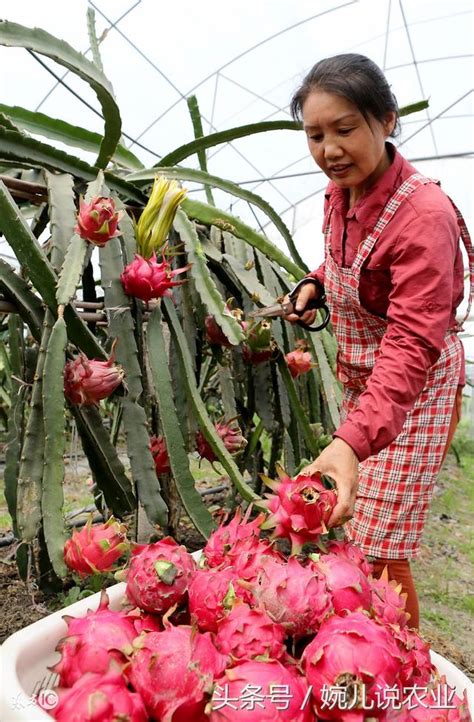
300, 437, 359, 528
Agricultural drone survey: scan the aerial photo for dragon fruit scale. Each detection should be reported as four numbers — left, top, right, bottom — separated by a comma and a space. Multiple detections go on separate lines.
47, 669, 148, 722
309, 552, 372, 616
124, 537, 196, 614
188, 565, 248, 632
51, 590, 137, 687
209, 659, 313, 722
127, 624, 227, 722
260, 465, 337, 553
64, 348, 124, 407
322, 539, 373, 577
120, 252, 190, 302
302, 611, 403, 721
149, 434, 171, 475
370, 566, 411, 628
196, 418, 247, 462
203, 506, 265, 568
75, 196, 123, 246
63, 516, 129, 577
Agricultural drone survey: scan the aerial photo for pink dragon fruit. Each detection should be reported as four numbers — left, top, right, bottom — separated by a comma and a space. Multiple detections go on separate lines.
214, 601, 286, 663
196, 418, 247, 462
120, 252, 190, 302
241, 319, 276, 365
252, 555, 332, 638
309, 552, 372, 616
47, 669, 147, 722
285, 348, 314, 378
205, 314, 233, 348
64, 348, 124, 406
122, 606, 163, 634
260, 465, 337, 553
391, 625, 434, 687
63, 516, 129, 577
188, 565, 247, 632
302, 611, 403, 721
51, 591, 137, 687
209, 659, 313, 721
323, 538, 373, 576
127, 624, 227, 722
149, 434, 171, 475
370, 567, 411, 628
124, 537, 196, 614
75, 196, 123, 246
203, 506, 266, 568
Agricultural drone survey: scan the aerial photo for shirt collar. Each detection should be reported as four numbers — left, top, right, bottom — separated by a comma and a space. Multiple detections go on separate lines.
325, 143, 405, 230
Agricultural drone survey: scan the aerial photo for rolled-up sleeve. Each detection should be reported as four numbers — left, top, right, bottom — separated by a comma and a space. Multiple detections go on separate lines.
334, 209, 460, 461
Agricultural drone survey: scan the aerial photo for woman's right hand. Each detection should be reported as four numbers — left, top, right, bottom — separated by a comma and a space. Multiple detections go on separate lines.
282, 282, 319, 327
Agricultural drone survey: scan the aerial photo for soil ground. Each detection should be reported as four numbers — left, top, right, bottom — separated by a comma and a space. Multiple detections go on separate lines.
1, 431, 473, 681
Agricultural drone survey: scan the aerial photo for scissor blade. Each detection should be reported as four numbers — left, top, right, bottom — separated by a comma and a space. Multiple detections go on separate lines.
249, 303, 285, 319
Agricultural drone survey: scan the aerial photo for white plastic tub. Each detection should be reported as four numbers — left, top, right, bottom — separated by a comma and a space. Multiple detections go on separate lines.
1, 579, 473, 721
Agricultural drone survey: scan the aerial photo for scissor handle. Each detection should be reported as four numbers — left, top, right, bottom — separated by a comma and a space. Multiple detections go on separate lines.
296, 303, 331, 332
289, 278, 331, 332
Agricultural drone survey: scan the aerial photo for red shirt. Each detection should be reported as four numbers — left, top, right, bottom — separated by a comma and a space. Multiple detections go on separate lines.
309, 144, 465, 461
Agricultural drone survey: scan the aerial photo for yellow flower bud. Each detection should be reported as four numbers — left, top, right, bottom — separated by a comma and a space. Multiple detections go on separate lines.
136, 177, 187, 258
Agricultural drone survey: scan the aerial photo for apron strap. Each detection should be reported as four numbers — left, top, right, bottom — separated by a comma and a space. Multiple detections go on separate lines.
447, 197, 474, 326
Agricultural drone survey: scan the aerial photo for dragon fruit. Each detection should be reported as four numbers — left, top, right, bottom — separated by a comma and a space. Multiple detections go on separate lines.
196, 418, 247, 462
309, 552, 372, 615
120, 252, 190, 302
285, 348, 314, 378
203, 507, 265, 568
64, 348, 124, 406
214, 601, 286, 663
391, 625, 434, 687
127, 624, 227, 722
241, 319, 275, 365
63, 516, 129, 577
188, 565, 247, 632
252, 555, 332, 638
124, 537, 196, 614
260, 465, 337, 553
209, 659, 312, 721
370, 567, 411, 628
75, 196, 122, 246
51, 591, 137, 687
149, 434, 171, 475
302, 611, 403, 721
48, 669, 147, 722
205, 314, 233, 348
323, 538, 373, 576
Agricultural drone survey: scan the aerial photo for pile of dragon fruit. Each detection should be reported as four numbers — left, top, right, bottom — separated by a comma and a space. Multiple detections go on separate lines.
44, 468, 471, 722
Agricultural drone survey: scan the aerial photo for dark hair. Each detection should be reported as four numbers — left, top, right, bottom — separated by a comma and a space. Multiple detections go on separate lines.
290, 53, 400, 137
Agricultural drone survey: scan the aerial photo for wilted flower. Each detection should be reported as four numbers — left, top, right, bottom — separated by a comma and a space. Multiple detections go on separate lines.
64, 347, 124, 406
285, 348, 315, 378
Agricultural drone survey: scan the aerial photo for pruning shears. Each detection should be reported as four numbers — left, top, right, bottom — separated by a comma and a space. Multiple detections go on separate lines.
249, 279, 330, 332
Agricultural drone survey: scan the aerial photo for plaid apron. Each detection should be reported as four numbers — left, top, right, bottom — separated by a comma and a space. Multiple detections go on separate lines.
324, 172, 474, 559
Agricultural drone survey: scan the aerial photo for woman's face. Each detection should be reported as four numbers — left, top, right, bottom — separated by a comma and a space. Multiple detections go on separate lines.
302, 90, 396, 202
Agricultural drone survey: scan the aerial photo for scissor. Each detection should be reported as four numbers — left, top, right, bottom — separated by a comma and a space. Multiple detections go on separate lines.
249, 279, 331, 332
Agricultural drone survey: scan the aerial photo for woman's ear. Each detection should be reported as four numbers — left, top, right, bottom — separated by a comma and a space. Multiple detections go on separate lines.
384, 111, 397, 137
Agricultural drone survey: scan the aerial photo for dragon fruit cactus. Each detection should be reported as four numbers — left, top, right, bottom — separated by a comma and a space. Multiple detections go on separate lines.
252, 555, 332, 638
322, 538, 373, 576
123, 537, 196, 614
188, 565, 248, 632
47, 669, 148, 722
196, 418, 247, 462
214, 601, 286, 663
64, 345, 124, 406
203, 506, 265, 568
51, 591, 137, 687
127, 624, 227, 722
63, 516, 129, 577
309, 552, 372, 616
120, 251, 190, 302
209, 659, 313, 721
260, 465, 338, 553
241, 318, 276, 365
302, 611, 403, 721
285, 347, 315, 378
75, 196, 123, 246
149, 434, 171, 475
370, 567, 411, 628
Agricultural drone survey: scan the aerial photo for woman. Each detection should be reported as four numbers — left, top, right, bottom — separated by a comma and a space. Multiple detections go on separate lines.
284, 54, 473, 629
